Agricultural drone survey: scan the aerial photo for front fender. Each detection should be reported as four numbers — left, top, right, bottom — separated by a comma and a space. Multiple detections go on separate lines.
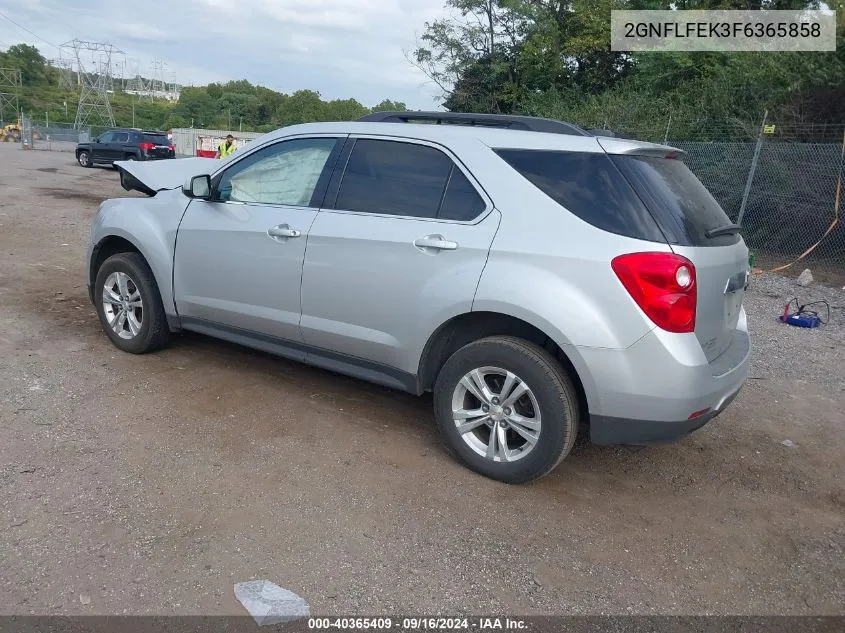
89, 191, 190, 317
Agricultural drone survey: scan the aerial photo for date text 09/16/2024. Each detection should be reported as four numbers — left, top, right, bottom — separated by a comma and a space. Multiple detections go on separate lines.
307, 617, 528, 630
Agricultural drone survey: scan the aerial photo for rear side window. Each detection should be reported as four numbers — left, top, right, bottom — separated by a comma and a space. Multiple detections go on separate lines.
112, 132, 129, 143
494, 149, 666, 243
335, 139, 485, 220
439, 168, 486, 221
610, 155, 737, 246
142, 133, 168, 145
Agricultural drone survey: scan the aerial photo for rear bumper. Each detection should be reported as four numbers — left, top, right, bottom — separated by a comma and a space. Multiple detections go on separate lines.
590, 387, 741, 445
580, 308, 750, 445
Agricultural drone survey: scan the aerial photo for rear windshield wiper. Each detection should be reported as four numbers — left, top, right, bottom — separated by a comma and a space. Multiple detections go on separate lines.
705, 224, 742, 238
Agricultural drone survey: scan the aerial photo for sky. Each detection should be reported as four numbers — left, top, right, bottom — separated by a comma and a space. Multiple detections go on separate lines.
0, 0, 449, 109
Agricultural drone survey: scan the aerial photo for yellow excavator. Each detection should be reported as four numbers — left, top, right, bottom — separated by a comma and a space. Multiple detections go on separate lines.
0, 119, 42, 143
0, 121, 22, 142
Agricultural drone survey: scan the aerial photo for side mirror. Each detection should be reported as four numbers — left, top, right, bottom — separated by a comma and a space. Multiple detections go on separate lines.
183, 175, 212, 200
93, 137, 100, 143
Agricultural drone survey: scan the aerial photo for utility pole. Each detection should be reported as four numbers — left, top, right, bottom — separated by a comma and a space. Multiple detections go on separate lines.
132, 94, 135, 127
228, 108, 231, 130
239, 116, 242, 132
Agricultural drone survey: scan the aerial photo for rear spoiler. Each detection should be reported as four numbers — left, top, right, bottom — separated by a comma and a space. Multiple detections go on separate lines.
597, 137, 686, 159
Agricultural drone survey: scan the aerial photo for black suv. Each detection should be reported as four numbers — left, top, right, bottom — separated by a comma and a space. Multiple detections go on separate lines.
76, 129, 175, 167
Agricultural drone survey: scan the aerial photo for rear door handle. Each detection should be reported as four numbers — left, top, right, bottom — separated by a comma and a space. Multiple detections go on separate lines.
267, 224, 302, 239
413, 234, 458, 251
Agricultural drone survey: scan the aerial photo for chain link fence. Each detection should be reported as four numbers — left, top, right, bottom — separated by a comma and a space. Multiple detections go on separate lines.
12, 115, 92, 151
681, 131, 843, 286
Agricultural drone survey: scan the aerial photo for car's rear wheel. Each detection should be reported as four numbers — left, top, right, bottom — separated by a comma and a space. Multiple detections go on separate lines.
77, 151, 91, 167
94, 252, 170, 354
433, 336, 579, 484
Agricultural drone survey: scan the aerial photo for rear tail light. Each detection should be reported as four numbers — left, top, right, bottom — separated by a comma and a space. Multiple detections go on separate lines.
168, 144, 175, 152
611, 252, 697, 333
139, 142, 155, 151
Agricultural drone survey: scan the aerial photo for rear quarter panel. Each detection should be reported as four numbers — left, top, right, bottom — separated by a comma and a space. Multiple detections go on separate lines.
458, 136, 673, 412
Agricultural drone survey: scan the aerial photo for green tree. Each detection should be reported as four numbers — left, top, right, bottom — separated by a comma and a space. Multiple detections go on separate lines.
0, 43, 50, 84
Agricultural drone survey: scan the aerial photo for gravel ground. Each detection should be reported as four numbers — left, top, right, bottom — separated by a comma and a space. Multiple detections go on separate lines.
745, 275, 845, 387
0, 146, 843, 617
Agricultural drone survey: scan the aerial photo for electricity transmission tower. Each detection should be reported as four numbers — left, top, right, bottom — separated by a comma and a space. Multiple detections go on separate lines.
125, 58, 152, 101
61, 39, 124, 129
151, 59, 167, 95
54, 58, 77, 90
0, 67, 22, 125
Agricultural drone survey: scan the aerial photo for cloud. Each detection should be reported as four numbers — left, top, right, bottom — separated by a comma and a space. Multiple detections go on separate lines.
0, 0, 447, 108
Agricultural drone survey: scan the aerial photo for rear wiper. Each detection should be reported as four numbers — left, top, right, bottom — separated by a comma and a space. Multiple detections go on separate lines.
706, 224, 742, 238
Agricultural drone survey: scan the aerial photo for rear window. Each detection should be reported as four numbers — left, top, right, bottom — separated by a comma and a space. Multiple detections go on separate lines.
610, 155, 737, 246
494, 149, 666, 243
142, 133, 168, 145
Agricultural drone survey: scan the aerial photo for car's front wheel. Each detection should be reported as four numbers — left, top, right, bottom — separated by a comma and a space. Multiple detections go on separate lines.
94, 252, 170, 354
77, 151, 91, 167
433, 336, 579, 484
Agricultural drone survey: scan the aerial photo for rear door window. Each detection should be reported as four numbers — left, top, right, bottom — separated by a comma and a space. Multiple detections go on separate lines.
112, 132, 129, 143
335, 139, 452, 219
495, 149, 666, 242
610, 155, 737, 246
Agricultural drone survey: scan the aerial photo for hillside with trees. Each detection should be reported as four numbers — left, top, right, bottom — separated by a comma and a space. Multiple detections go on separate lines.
0, 43, 406, 132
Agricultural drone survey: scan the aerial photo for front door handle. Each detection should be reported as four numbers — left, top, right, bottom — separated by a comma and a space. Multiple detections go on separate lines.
413, 234, 458, 251
267, 224, 302, 239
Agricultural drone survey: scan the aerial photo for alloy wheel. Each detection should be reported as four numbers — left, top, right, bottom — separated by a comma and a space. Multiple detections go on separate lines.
101, 271, 143, 340
451, 366, 542, 463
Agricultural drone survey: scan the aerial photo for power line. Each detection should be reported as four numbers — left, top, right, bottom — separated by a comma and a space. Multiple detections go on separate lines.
0, 11, 59, 51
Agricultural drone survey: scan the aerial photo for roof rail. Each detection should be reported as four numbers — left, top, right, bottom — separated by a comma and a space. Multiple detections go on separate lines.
357, 111, 591, 137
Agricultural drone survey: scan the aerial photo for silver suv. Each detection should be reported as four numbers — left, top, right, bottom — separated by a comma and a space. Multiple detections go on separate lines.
87, 112, 750, 483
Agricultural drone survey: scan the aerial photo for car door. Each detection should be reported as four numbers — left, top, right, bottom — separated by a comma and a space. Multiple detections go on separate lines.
173, 135, 344, 346
300, 137, 501, 376
91, 131, 114, 162
108, 131, 130, 161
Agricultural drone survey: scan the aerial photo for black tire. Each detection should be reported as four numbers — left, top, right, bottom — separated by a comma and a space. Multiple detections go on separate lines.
433, 336, 579, 484
77, 151, 92, 167
94, 252, 170, 354
125, 154, 137, 161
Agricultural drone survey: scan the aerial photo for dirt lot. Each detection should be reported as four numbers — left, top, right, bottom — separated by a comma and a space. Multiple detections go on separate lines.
1, 146, 843, 617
